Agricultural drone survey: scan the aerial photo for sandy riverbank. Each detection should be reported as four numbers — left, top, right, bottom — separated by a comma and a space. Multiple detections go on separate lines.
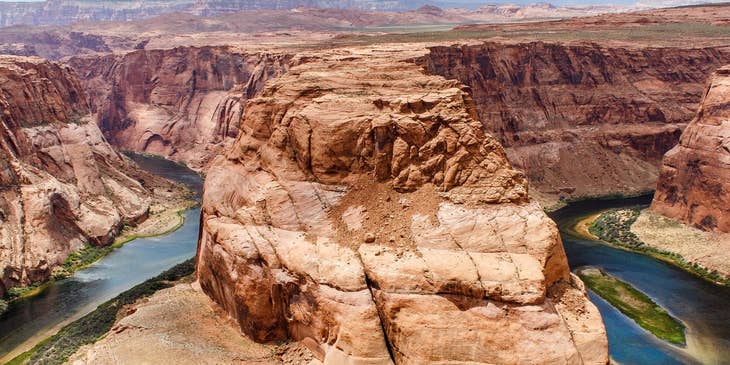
632, 210, 730, 281
578, 209, 730, 285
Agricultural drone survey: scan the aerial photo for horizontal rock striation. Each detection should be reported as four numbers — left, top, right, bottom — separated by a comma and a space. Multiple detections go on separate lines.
0, 56, 158, 294
417, 42, 730, 206
652, 65, 730, 232
196, 47, 607, 364
68, 47, 292, 169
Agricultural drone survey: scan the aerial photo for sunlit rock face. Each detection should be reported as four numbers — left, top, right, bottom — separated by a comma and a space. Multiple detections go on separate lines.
417, 42, 730, 207
67, 47, 292, 170
653, 65, 730, 233
196, 46, 608, 365
0, 56, 155, 294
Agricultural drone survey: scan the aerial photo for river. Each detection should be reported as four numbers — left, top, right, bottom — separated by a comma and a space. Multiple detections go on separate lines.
0, 154, 202, 362
550, 196, 730, 365
2, 162, 729, 365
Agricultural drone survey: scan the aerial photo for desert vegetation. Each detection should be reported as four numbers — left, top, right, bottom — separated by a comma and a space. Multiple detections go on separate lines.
577, 267, 685, 345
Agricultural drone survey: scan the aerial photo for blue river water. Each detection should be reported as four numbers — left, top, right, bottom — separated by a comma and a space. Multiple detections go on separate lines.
0, 154, 202, 360
551, 197, 730, 365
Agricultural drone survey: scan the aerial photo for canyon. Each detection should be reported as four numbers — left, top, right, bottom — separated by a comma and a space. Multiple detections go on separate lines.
418, 43, 730, 207
67, 48, 291, 169
0, 56, 180, 296
64, 39, 730, 203
0, 4, 637, 61
652, 65, 730, 233
1, 2, 729, 364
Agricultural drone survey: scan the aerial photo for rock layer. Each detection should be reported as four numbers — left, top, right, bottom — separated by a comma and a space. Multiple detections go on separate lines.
652, 65, 730, 232
0, 56, 157, 294
196, 46, 607, 364
68, 47, 292, 169
417, 42, 730, 206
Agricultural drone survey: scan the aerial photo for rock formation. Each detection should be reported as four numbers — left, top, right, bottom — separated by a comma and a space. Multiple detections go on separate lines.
652, 65, 730, 232
0, 0, 631, 28
0, 56, 161, 294
418, 42, 730, 207
196, 46, 607, 364
68, 47, 291, 170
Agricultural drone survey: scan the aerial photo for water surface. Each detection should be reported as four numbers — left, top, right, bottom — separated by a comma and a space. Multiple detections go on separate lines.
550, 197, 730, 365
0, 154, 202, 361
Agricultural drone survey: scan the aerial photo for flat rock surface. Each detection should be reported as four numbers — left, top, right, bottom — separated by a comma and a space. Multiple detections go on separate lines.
68, 282, 287, 365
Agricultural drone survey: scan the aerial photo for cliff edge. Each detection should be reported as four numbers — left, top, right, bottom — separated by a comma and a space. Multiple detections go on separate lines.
0, 56, 161, 294
653, 65, 730, 232
196, 46, 608, 364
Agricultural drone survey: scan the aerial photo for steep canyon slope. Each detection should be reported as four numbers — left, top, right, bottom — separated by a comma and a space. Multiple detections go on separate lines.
418, 42, 730, 207
68, 47, 291, 169
0, 56, 167, 295
196, 46, 607, 364
652, 65, 730, 233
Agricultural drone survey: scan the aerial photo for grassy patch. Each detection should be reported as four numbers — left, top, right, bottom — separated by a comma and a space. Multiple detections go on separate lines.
51, 245, 112, 280
4, 282, 48, 301
0, 299, 7, 316
577, 267, 685, 345
589, 209, 730, 286
7, 259, 195, 365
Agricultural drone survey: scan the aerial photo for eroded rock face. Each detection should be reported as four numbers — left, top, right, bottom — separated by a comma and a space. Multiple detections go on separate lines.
652, 66, 730, 232
68, 47, 292, 169
197, 46, 607, 364
417, 42, 730, 206
0, 56, 154, 294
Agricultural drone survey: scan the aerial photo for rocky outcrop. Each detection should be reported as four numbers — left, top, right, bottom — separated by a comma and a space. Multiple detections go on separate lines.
417, 42, 730, 207
68, 47, 292, 170
0, 56, 159, 294
196, 46, 607, 364
652, 65, 730, 232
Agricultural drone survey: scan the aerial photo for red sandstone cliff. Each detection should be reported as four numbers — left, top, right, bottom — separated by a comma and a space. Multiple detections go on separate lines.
417, 42, 730, 207
67, 47, 292, 170
652, 65, 730, 232
196, 46, 607, 364
0, 56, 161, 294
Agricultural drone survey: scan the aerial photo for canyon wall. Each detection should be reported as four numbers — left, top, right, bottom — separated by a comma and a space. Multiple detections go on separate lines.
0, 56, 157, 294
196, 46, 607, 364
68, 47, 292, 169
652, 65, 730, 232
417, 42, 730, 207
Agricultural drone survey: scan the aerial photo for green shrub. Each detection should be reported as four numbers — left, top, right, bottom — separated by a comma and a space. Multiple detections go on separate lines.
589, 208, 644, 248
5, 282, 43, 300
590, 209, 730, 287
